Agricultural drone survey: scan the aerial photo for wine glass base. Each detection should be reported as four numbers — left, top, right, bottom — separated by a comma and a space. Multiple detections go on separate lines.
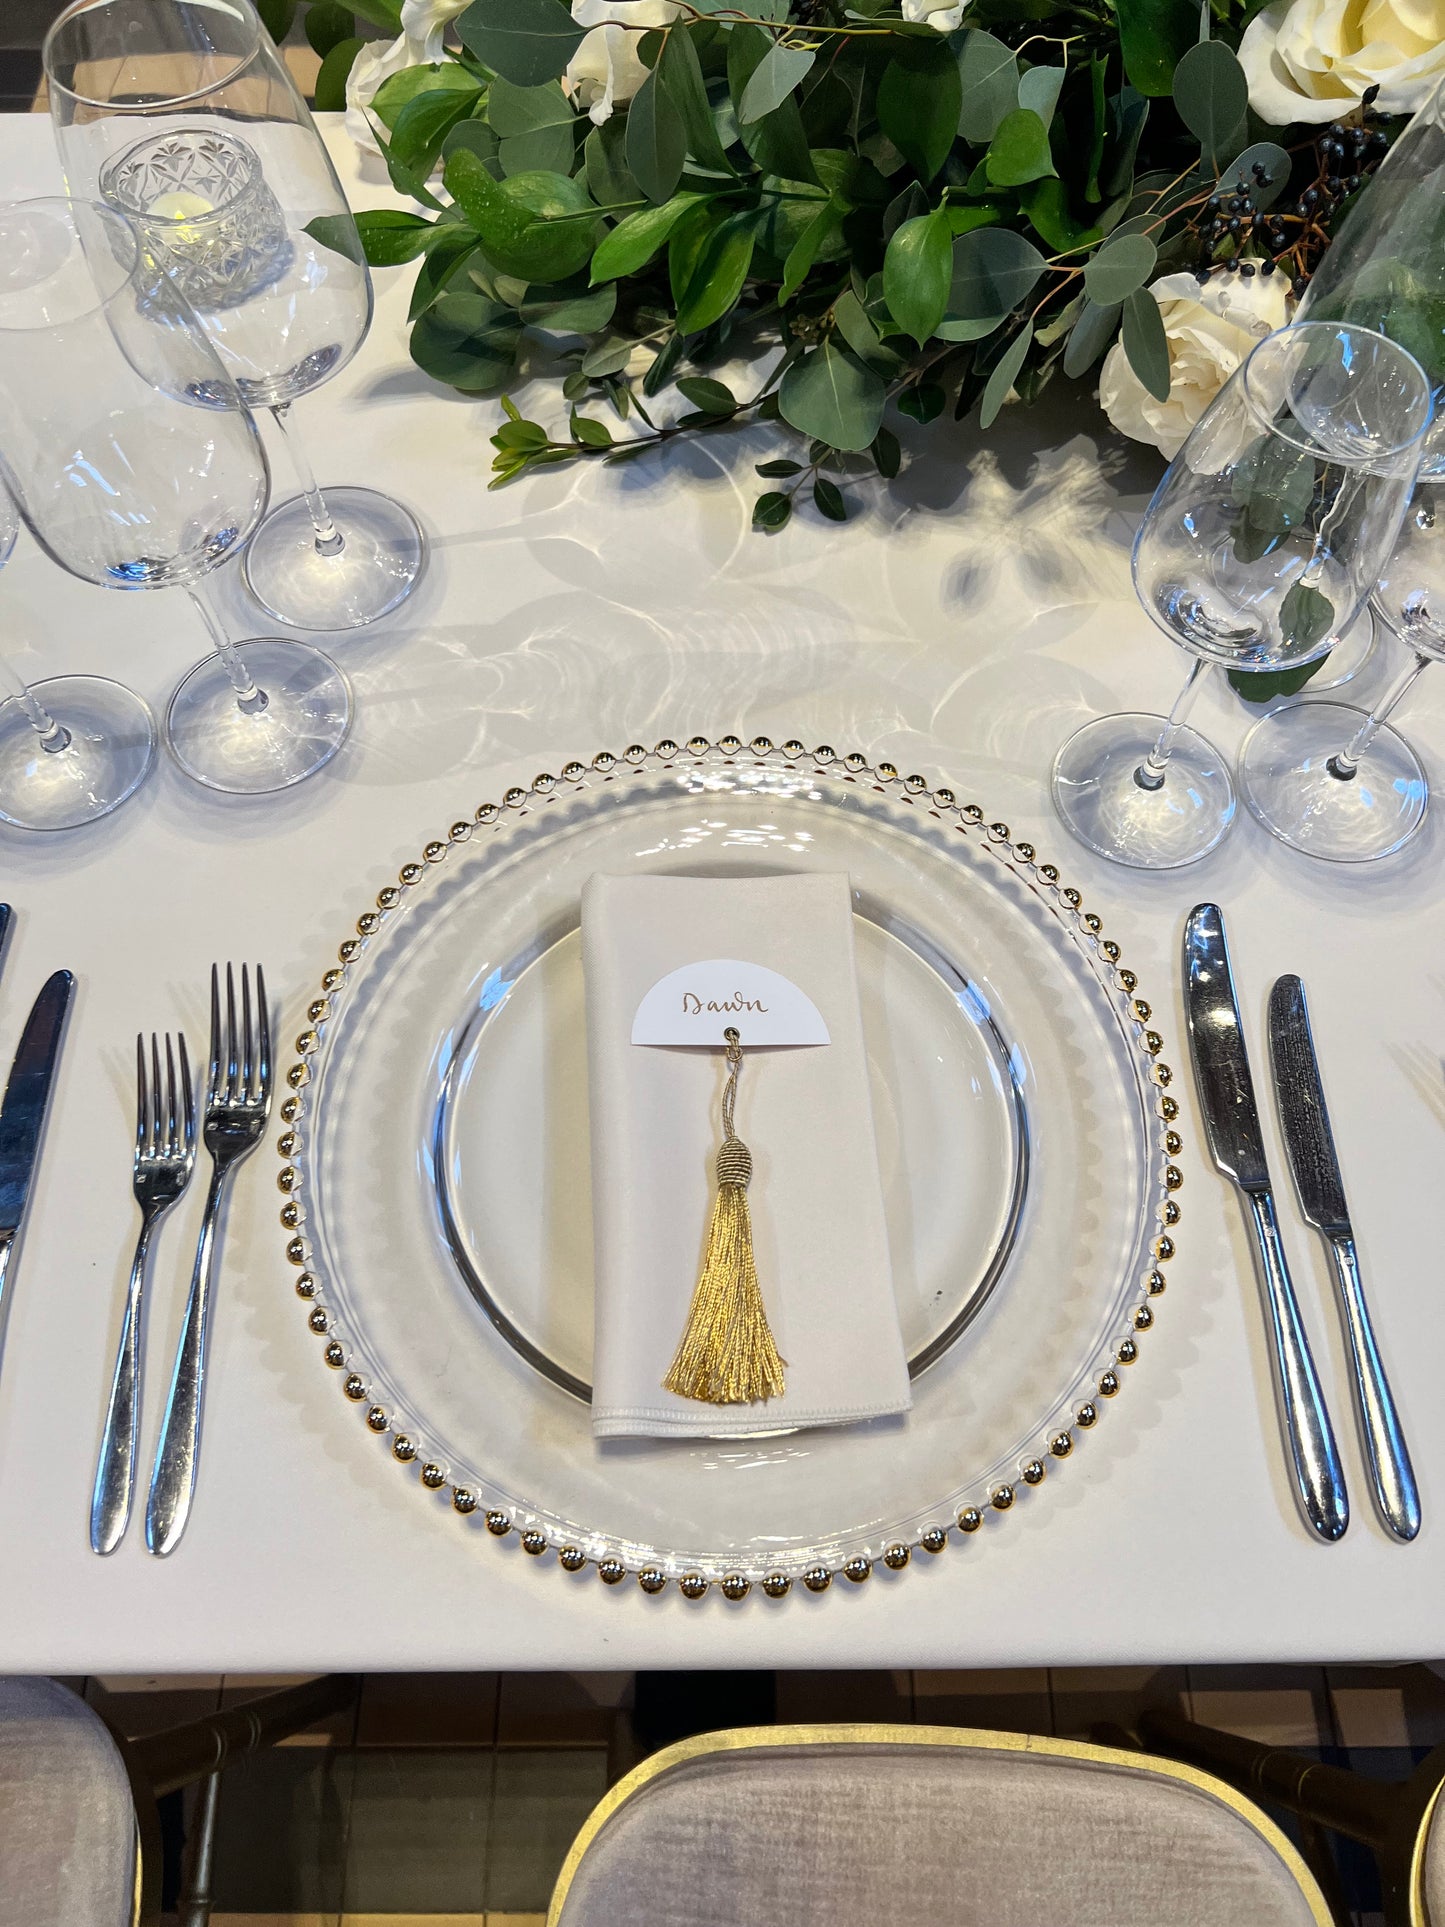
0, 676, 155, 831
166, 639, 352, 795
1051, 712, 1237, 870
243, 486, 426, 631
1239, 701, 1428, 862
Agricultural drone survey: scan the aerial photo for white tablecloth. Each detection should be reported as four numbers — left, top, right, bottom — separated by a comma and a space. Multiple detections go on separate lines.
2, 114, 1443, 1673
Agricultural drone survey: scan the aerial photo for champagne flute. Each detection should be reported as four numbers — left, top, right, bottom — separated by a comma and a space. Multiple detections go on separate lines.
0, 196, 351, 795
1052, 322, 1432, 869
0, 481, 156, 831
44, 0, 426, 633
1239, 489, 1445, 861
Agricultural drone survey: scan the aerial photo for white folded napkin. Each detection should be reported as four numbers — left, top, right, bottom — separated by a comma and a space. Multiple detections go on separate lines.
581, 872, 912, 1439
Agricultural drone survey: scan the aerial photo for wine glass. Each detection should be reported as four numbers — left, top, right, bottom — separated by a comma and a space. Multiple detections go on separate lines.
43, 0, 426, 633
0, 196, 351, 795
0, 482, 156, 831
1052, 322, 1433, 870
1239, 489, 1445, 861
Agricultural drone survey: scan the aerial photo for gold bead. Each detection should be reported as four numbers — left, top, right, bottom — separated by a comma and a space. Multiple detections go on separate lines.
1050, 1431, 1073, 1458
845, 751, 867, 770
763, 1571, 792, 1597
1164, 1197, 1181, 1226
1153, 1062, 1174, 1088
449, 821, 472, 843
280, 1095, 301, 1123
958, 1506, 983, 1532
718, 735, 742, 754
559, 1546, 586, 1572
639, 1568, 668, 1594
989, 821, 1011, 842
366, 1406, 387, 1432
991, 1484, 1015, 1511
1144, 1030, 1163, 1055
1147, 1268, 1167, 1295
1132, 999, 1151, 1023
321, 968, 344, 993
1061, 886, 1081, 908
295, 1272, 316, 1298
964, 804, 985, 824
883, 1543, 910, 1570
286, 1063, 309, 1091
751, 736, 773, 755
307, 997, 329, 1023
597, 1556, 628, 1582
843, 1554, 871, 1583
679, 1572, 709, 1600
1117, 1337, 1139, 1365
1022, 1459, 1045, 1486
392, 1435, 416, 1462
920, 1525, 948, 1554
782, 739, 805, 758
721, 1572, 750, 1601
802, 1566, 831, 1592
905, 773, 927, 792
486, 1513, 511, 1536
399, 861, 424, 883
452, 1487, 477, 1515
563, 759, 589, 779
1083, 912, 1102, 934
338, 938, 361, 962
277, 1131, 298, 1158
1099, 1370, 1120, 1397
1134, 1303, 1154, 1331
280, 1201, 299, 1230
324, 1341, 345, 1369
1166, 1130, 1182, 1156
1119, 968, 1138, 992
343, 1374, 365, 1400
1155, 1233, 1176, 1262
355, 913, 379, 938
1076, 1402, 1098, 1428
421, 1463, 446, 1490
1014, 841, 1034, 861
424, 839, 447, 863
308, 1307, 328, 1335
521, 1530, 547, 1556
1101, 939, 1121, 963
592, 751, 616, 770
286, 1237, 306, 1266
1161, 1093, 1179, 1120
533, 770, 558, 790
935, 786, 955, 806
376, 886, 400, 910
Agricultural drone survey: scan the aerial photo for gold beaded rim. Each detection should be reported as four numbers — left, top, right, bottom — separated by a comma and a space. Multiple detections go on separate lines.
279, 738, 1180, 1600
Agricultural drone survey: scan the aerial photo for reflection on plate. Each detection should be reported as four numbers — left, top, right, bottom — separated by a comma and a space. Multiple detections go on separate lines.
282, 740, 1179, 1599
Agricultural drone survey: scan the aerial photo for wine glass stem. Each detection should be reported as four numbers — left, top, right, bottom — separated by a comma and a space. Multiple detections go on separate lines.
0, 649, 70, 753
1327, 651, 1431, 780
269, 403, 345, 559
185, 584, 269, 716
1134, 658, 1211, 792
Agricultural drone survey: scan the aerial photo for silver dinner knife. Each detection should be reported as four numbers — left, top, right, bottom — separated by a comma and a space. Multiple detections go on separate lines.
1269, 974, 1420, 1541
1183, 905, 1349, 1542
0, 969, 75, 1325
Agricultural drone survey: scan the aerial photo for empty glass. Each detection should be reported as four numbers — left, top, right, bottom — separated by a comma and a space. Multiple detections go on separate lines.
0, 196, 351, 794
0, 482, 156, 831
1240, 491, 1445, 860
1052, 322, 1433, 869
44, 0, 426, 632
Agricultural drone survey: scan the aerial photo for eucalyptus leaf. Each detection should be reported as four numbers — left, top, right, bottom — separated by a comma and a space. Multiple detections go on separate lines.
883, 209, 953, 345
877, 37, 961, 185
985, 107, 1056, 187
978, 319, 1032, 428
1100, 86, 1149, 202
520, 280, 617, 331
940, 226, 1045, 339
955, 29, 1019, 144
499, 125, 576, 176
738, 43, 816, 125
1083, 231, 1157, 305
410, 292, 522, 390
779, 340, 886, 451
456, 0, 585, 87
581, 335, 636, 376
833, 287, 901, 370
1220, 140, 1291, 210
313, 37, 363, 113
1228, 655, 1330, 703
627, 67, 687, 204
1172, 40, 1248, 165
442, 119, 502, 174
1115, 0, 1194, 95
584, 120, 638, 207
1017, 64, 1064, 129
1061, 295, 1121, 375
1279, 581, 1335, 654
486, 78, 576, 137
1121, 285, 1170, 401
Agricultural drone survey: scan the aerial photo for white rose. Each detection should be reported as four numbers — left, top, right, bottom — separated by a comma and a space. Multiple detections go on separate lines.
1098, 270, 1292, 459
901, 0, 967, 28
344, 0, 471, 155
1239, 0, 1445, 124
564, 0, 681, 125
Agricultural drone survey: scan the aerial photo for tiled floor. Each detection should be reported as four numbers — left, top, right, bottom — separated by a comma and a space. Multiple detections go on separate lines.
67, 1663, 1445, 1926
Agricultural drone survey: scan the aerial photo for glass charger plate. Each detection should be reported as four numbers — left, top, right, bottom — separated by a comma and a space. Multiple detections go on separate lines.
279, 738, 1180, 1600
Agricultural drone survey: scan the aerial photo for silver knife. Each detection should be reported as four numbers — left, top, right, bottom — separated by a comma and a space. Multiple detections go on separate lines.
1183, 905, 1349, 1542
0, 907, 12, 986
0, 969, 75, 1324
1269, 974, 1419, 1541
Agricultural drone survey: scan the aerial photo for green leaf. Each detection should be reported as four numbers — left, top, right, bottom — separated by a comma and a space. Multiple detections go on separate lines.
584, 119, 639, 207
738, 43, 815, 124
581, 335, 635, 376
313, 36, 363, 112
813, 475, 848, 522
1017, 63, 1064, 130
626, 67, 687, 204
658, 24, 733, 172
877, 38, 962, 186
390, 84, 483, 175
407, 226, 480, 319
673, 212, 755, 334
590, 193, 707, 282
304, 213, 365, 264
1229, 655, 1330, 704
833, 287, 900, 370
985, 108, 1055, 188
939, 226, 1045, 341
956, 29, 1019, 144
779, 197, 840, 303
1172, 41, 1248, 166
1220, 140, 1291, 211
753, 490, 792, 531
1279, 581, 1336, 655
494, 418, 550, 449
677, 376, 737, 414
373, 60, 477, 129
779, 341, 885, 452
499, 124, 575, 175
897, 381, 944, 423
343, 0, 401, 31
570, 407, 614, 447
344, 208, 433, 266
456, 0, 585, 87
1083, 231, 1157, 306
871, 426, 901, 478
304, 2, 354, 58
1100, 86, 1149, 203
443, 150, 599, 282
442, 118, 501, 173
729, 24, 817, 182
883, 210, 953, 345
1121, 286, 1170, 402
410, 292, 522, 391
256, 0, 296, 42
485, 77, 574, 136
1021, 180, 1101, 252
1061, 296, 1121, 375
520, 279, 616, 331
978, 320, 1032, 428
1115, 0, 1195, 96
756, 458, 802, 476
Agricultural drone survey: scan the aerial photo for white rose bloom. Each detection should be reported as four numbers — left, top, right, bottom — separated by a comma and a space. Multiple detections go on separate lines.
1097, 270, 1292, 460
564, 0, 682, 125
901, 0, 968, 28
1239, 0, 1445, 124
344, 0, 471, 155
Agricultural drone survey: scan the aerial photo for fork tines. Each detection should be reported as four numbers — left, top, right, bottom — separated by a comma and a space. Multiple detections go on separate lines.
136, 1030, 194, 1163
208, 962, 271, 1108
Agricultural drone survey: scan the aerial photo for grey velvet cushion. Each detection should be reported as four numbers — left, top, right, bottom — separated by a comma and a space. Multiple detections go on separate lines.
0, 1677, 137, 1927
553, 1737, 1324, 1927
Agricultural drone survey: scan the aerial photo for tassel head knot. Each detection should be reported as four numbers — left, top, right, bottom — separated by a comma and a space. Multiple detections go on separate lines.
716, 1136, 752, 1187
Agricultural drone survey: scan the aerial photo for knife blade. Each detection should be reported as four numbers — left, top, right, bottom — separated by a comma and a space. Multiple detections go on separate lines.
0, 969, 75, 1321
1269, 974, 1420, 1541
0, 907, 11, 988
1183, 905, 1349, 1542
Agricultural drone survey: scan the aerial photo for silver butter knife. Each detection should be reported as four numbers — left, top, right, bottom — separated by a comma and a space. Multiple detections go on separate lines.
1183, 905, 1348, 1543
0, 969, 75, 1326
1269, 974, 1420, 1541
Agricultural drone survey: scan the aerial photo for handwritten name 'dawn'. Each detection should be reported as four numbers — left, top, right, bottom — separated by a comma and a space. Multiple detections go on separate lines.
681, 990, 769, 1015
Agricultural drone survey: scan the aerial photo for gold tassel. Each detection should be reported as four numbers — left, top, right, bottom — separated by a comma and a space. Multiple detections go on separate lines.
663, 1027, 786, 1405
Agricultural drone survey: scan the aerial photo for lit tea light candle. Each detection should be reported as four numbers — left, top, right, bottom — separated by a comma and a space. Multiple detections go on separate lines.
146, 189, 215, 223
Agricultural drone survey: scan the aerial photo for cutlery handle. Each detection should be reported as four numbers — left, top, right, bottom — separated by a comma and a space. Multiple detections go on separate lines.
1329, 1235, 1420, 1541
90, 1217, 152, 1555
1247, 1189, 1350, 1542
146, 1161, 229, 1556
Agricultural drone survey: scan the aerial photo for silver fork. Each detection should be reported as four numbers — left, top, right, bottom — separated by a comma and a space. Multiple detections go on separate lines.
90, 1032, 196, 1555
145, 964, 271, 1557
